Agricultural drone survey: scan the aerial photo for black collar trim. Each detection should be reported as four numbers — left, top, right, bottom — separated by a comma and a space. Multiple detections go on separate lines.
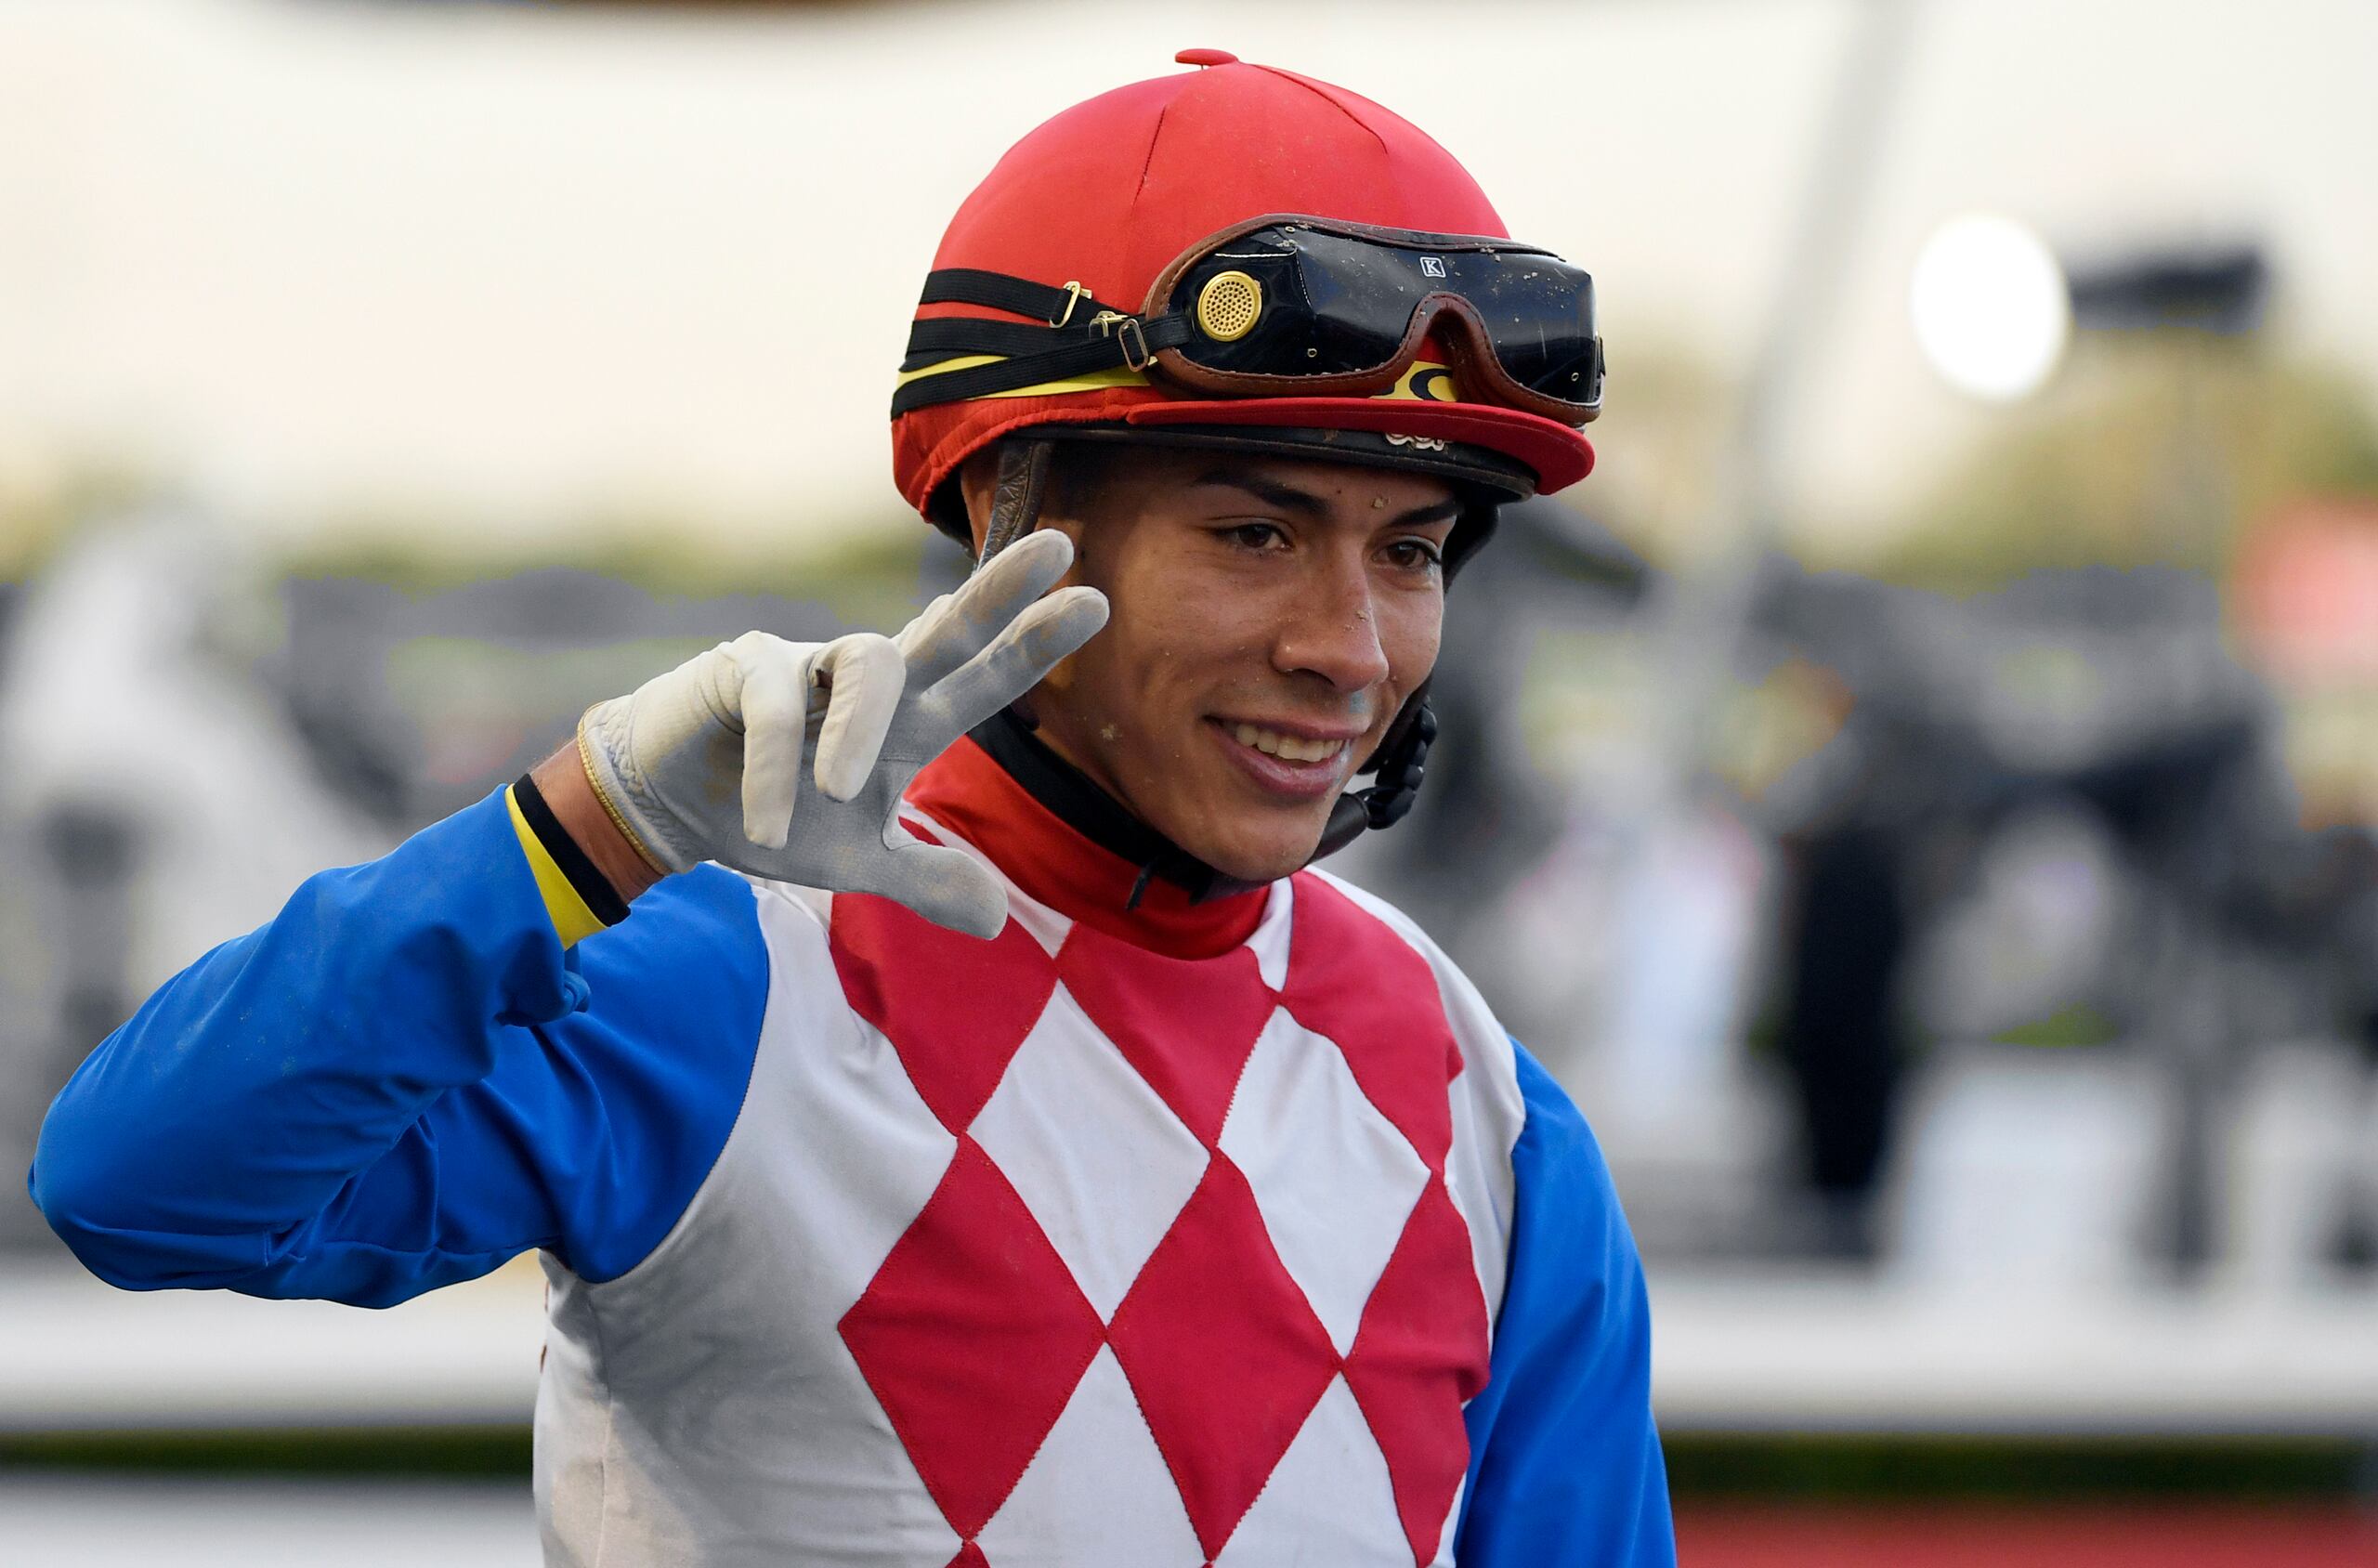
966, 709, 1262, 908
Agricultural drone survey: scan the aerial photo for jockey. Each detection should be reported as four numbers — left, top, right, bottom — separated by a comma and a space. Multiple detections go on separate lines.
33, 50, 1670, 1567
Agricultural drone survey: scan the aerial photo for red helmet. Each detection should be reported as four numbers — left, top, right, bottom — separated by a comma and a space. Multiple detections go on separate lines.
891, 50, 1599, 541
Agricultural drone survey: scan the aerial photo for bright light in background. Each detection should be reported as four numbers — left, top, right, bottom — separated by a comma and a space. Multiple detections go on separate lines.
1909, 214, 2071, 402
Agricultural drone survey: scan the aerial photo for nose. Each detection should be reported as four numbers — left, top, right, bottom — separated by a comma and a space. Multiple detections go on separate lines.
1273, 548, 1392, 694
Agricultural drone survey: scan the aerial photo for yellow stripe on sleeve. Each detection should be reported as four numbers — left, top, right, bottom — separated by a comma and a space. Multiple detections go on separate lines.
505, 785, 608, 948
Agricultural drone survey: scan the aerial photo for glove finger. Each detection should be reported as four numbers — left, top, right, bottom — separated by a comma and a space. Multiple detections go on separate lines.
898, 529, 1078, 686
867, 837, 1012, 940
734, 637, 815, 850
928, 584, 1109, 738
812, 634, 906, 802
889, 590, 955, 673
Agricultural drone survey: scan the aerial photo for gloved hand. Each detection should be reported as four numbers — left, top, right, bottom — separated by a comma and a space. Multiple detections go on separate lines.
578, 530, 1105, 938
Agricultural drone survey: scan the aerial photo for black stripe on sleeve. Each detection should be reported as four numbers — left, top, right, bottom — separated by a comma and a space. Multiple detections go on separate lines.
512, 771, 631, 928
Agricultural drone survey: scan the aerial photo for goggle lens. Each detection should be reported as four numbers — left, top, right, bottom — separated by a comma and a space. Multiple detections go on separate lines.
1159, 223, 1602, 413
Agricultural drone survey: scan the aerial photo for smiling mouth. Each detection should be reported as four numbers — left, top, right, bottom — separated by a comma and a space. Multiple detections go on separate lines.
1207, 717, 1362, 801
1223, 721, 1352, 764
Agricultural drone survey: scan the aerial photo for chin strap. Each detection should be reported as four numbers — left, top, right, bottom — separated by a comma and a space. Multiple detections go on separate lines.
1314, 685, 1437, 863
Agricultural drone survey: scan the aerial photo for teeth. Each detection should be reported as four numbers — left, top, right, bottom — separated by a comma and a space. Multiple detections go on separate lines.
1230, 723, 1347, 764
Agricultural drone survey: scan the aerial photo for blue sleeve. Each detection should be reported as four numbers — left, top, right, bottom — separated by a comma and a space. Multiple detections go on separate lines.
1455, 1041, 1674, 1566
28, 789, 770, 1307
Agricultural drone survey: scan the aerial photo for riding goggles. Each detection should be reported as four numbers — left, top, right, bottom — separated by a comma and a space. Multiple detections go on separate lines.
893, 215, 1605, 425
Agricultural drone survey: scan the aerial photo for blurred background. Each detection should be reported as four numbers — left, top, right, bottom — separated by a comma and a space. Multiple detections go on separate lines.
3, 0, 2375, 1562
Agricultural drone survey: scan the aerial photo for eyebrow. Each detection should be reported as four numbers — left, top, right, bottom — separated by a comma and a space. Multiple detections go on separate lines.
1192, 469, 1462, 529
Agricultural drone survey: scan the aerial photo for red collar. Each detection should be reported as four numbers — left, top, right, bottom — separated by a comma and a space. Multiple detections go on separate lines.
905, 737, 1270, 960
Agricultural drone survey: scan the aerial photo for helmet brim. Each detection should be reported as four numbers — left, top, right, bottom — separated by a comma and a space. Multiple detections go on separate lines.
1122, 395, 1592, 493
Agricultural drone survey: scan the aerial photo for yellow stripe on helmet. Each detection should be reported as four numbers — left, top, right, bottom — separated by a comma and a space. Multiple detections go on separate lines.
892, 355, 1462, 404
893, 355, 1152, 399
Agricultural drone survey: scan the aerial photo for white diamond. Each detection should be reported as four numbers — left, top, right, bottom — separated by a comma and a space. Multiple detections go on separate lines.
971, 985, 1211, 1320
1307, 868, 1521, 1324
1246, 875, 1295, 991
1218, 1012, 1431, 1353
747, 891, 960, 1313
615, 886, 964, 1565
900, 805, 1074, 956
973, 1346, 1206, 1568
1212, 1374, 1408, 1565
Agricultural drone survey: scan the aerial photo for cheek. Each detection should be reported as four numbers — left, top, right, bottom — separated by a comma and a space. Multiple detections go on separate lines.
1380, 593, 1444, 691
1110, 568, 1265, 694
1057, 595, 1211, 735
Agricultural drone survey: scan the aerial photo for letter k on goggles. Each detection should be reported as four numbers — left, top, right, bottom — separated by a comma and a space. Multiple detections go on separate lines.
893, 215, 1605, 425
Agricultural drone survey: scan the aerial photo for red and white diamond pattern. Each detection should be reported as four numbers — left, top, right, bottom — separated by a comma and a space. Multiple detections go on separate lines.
973, 1346, 1206, 1566
1215, 1375, 1415, 1565
829, 869, 1492, 1568
1219, 1009, 1431, 1354
971, 986, 1210, 1321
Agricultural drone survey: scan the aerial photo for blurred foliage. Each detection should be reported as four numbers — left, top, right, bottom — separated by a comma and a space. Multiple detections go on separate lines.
1707, 657, 1852, 806
1990, 1003, 2119, 1051
1873, 342, 2378, 593
0, 452, 163, 582
0, 463, 946, 633
11, 334, 2376, 615
0, 438, 947, 621
1572, 344, 1731, 568
284, 503, 943, 625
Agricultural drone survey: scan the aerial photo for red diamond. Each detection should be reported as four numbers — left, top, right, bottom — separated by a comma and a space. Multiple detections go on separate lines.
840, 1139, 1104, 1539
1280, 874, 1459, 1169
1342, 1180, 1491, 1565
831, 889, 1058, 1133
941, 1548, 988, 1568
1107, 1159, 1339, 1559
1055, 922, 1274, 1145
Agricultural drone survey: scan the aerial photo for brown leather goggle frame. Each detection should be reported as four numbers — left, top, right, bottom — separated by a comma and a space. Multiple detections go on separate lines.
1140, 215, 1602, 425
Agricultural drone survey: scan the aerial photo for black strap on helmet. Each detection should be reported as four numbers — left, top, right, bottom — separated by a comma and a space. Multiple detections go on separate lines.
918, 269, 1120, 323
895, 270, 1199, 417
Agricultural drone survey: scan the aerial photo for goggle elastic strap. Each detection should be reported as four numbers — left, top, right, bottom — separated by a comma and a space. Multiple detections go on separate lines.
898, 272, 1198, 417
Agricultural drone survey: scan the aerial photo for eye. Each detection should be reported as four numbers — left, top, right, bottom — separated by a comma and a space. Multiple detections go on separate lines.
1383, 537, 1445, 573
1215, 520, 1289, 552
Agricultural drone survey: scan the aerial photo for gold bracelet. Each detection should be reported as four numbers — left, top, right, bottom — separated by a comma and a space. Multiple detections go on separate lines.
577, 717, 673, 878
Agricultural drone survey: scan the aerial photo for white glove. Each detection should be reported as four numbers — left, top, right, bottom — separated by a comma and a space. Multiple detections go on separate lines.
579, 530, 1106, 938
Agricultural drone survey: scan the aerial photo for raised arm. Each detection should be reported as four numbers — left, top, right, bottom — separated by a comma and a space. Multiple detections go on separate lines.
30, 532, 1105, 1305
28, 791, 769, 1306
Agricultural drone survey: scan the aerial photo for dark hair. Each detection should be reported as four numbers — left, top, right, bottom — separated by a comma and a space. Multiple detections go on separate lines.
1038, 442, 1122, 525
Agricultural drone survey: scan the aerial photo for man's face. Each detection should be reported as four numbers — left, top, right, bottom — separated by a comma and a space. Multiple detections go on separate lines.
963, 447, 1458, 883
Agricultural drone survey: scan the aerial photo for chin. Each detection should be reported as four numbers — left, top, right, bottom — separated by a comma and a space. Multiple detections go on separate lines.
1181, 812, 1333, 885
